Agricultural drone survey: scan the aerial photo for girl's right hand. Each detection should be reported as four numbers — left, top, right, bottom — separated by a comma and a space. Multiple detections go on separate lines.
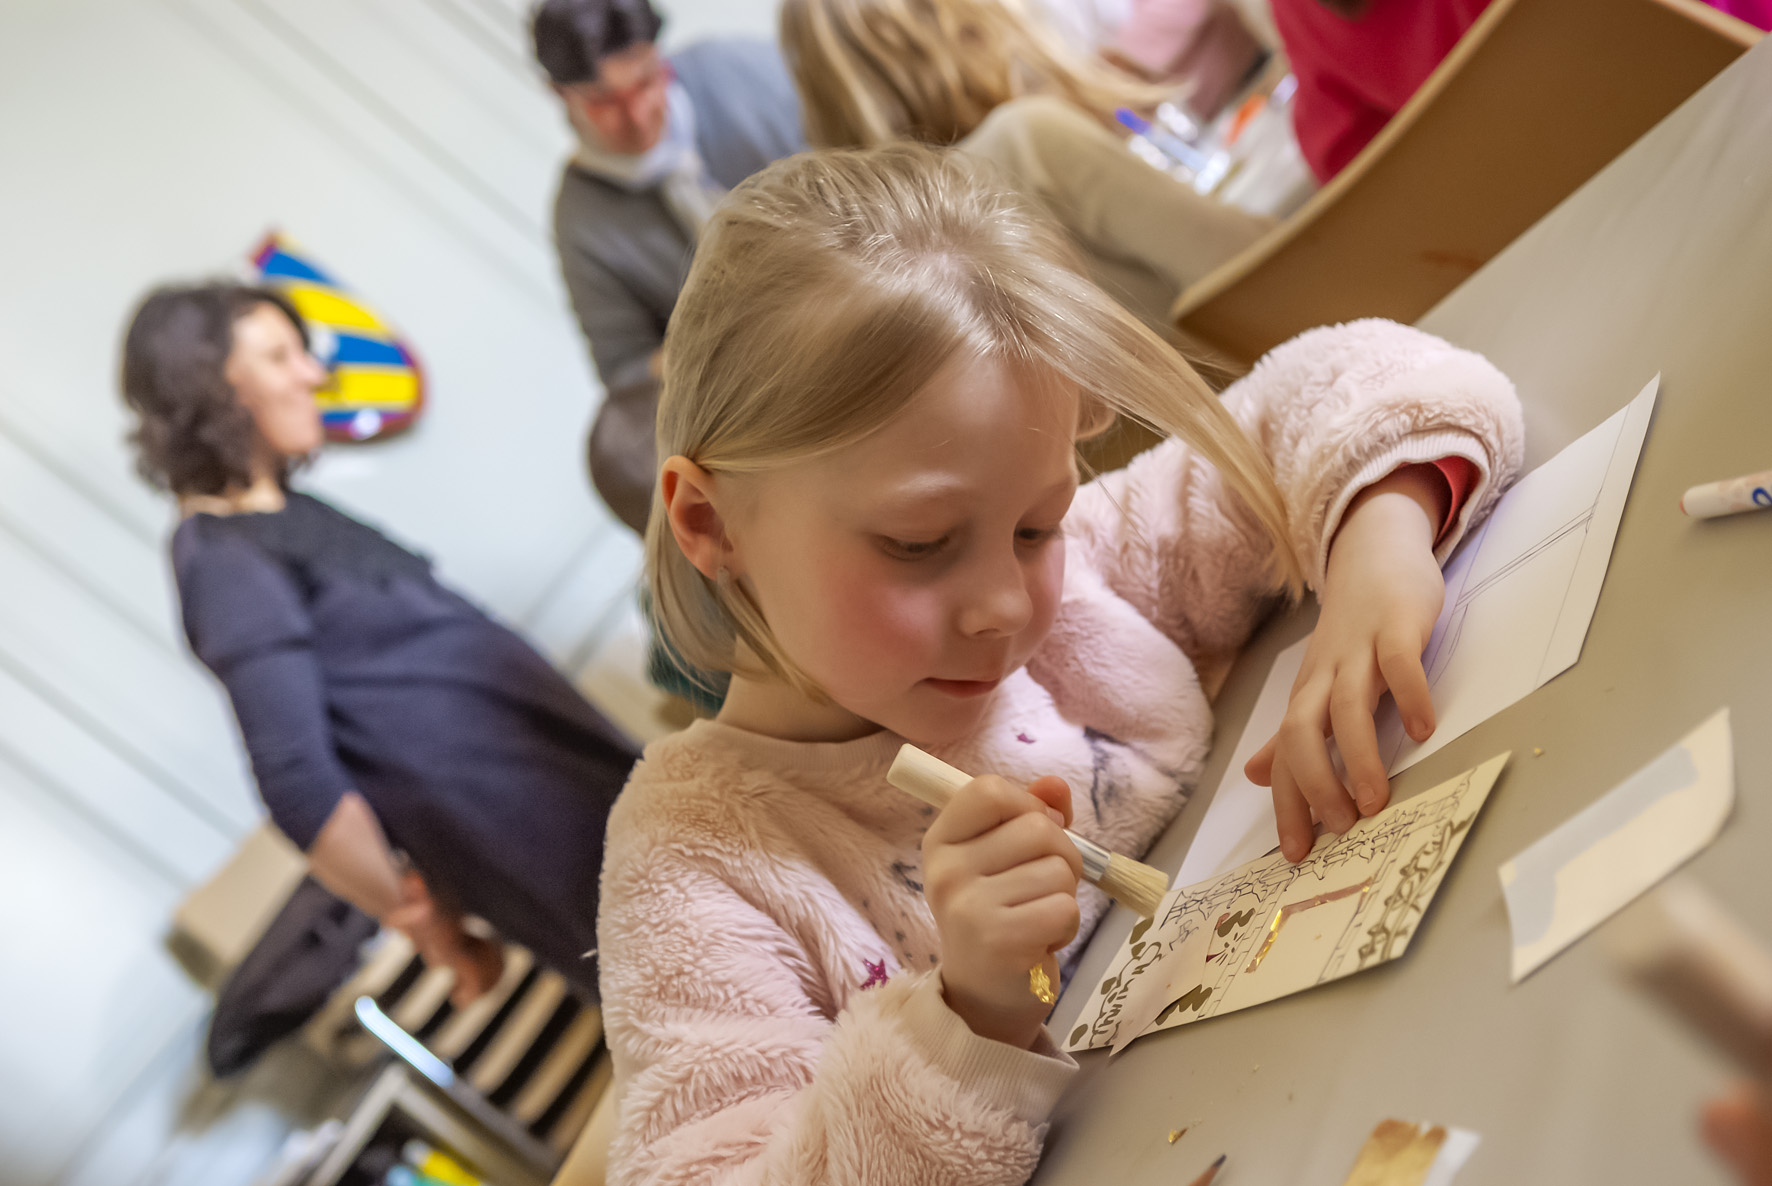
921, 774, 1084, 1049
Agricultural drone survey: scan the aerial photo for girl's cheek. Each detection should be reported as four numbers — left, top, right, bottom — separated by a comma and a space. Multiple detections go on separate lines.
820, 561, 943, 663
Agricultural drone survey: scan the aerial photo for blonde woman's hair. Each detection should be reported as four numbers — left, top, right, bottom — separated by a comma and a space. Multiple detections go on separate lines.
780, 0, 1165, 147
648, 145, 1302, 698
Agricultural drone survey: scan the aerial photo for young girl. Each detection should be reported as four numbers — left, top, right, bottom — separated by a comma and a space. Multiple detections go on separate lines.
596, 145, 1522, 1183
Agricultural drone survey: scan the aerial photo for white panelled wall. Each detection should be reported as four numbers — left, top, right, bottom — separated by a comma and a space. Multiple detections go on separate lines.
0, 0, 779, 1182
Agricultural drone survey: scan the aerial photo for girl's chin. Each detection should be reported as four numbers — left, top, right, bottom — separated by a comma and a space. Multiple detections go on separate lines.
884, 685, 998, 747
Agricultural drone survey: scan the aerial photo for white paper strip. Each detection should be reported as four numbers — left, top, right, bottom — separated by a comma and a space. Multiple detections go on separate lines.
1500, 707, 1734, 982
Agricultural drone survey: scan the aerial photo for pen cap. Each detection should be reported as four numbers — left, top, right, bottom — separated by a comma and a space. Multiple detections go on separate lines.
1681, 468, 1772, 518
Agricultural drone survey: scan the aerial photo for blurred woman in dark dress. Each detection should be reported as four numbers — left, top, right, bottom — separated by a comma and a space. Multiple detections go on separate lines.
121, 282, 636, 1002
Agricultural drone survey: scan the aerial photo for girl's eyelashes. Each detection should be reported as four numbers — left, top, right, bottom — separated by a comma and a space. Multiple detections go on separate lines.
878, 535, 950, 561
878, 525, 1061, 561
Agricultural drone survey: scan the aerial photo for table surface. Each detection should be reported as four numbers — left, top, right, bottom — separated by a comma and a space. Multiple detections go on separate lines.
1033, 35, 1772, 1186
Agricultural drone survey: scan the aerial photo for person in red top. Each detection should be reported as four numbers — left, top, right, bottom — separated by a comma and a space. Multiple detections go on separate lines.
1271, 0, 1490, 182
1273, 0, 1771, 183
1708, 0, 1772, 29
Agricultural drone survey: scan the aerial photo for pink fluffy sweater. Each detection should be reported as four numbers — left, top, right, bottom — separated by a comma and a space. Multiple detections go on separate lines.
596, 319, 1524, 1185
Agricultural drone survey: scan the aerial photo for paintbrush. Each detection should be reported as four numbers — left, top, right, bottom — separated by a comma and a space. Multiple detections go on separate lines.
887, 744, 1171, 918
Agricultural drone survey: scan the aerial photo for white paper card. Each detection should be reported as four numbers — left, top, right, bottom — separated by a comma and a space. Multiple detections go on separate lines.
1500, 707, 1733, 982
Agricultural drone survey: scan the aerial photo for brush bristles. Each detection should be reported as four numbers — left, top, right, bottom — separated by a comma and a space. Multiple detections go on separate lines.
1098, 853, 1171, 919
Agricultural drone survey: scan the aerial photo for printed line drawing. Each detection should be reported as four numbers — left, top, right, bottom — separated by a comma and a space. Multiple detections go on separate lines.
1376, 376, 1660, 775
1066, 753, 1509, 1053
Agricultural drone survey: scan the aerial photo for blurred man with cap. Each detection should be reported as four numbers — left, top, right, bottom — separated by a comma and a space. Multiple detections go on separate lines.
534, 0, 804, 532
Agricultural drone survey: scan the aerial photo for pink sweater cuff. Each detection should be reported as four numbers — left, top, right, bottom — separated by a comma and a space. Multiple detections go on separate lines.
896, 973, 1076, 1127
1316, 429, 1494, 583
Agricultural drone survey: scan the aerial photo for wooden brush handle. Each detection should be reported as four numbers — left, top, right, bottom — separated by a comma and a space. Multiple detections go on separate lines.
887, 744, 1112, 884
887, 745, 972, 810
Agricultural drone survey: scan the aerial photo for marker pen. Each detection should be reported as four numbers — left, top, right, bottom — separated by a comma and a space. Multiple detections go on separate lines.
1680, 467, 1772, 519
1116, 107, 1209, 173
1115, 108, 1232, 192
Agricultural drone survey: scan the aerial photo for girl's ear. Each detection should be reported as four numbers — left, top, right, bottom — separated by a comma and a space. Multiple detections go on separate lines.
660, 456, 737, 581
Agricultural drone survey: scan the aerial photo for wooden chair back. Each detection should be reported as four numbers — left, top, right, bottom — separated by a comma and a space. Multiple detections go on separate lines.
1171, 0, 1759, 370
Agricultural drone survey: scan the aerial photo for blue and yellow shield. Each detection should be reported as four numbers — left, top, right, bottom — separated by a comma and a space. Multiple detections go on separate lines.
250, 232, 426, 442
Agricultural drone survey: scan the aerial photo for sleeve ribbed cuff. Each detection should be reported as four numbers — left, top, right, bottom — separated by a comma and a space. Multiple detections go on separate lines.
894, 973, 1077, 1127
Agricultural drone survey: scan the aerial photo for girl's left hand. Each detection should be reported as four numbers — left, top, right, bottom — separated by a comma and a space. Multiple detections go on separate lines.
1246, 465, 1449, 862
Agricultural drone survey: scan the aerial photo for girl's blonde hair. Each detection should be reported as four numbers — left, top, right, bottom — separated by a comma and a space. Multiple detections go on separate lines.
780, 0, 1164, 148
648, 145, 1301, 697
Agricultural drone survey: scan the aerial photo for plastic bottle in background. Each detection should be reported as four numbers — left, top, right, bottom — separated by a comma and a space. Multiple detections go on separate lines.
1209, 73, 1318, 218
1153, 100, 1201, 143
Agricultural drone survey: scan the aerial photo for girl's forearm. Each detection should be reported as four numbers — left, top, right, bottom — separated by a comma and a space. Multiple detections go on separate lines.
1329, 462, 1448, 573
1352, 462, 1449, 532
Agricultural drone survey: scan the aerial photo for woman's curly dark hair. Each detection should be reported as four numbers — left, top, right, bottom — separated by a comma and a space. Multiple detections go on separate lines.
120, 282, 312, 496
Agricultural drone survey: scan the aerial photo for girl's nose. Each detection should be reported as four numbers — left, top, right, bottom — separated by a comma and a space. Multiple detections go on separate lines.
957, 548, 1034, 639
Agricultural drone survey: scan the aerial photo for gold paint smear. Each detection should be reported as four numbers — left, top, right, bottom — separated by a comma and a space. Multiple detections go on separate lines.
1246, 879, 1374, 973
